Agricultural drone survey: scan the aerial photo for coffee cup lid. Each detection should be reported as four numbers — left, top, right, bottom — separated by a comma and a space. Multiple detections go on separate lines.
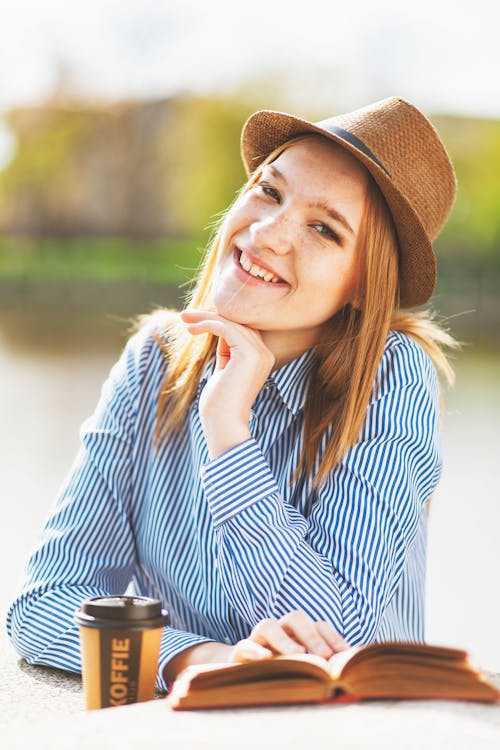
75, 596, 169, 630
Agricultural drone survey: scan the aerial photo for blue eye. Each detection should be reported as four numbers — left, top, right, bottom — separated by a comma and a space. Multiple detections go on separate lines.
313, 223, 342, 244
258, 182, 281, 203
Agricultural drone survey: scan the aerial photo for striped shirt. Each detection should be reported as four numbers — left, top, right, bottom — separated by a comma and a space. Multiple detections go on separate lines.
6, 317, 442, 690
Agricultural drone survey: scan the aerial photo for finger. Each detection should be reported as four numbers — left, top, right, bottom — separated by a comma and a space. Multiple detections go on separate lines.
181, 310, 266, 348
180, 309, 221, 322
251, 618, 306, 655
315, 621, 349, 653
279, 611, 333, 659
180, 311, 230, 341
181, 318, 229, 340
181, 309, 257, 330
183, 318, 272, 374
183, 320, 249, 372
181, 314, 243, 344
231, 639, 272, 663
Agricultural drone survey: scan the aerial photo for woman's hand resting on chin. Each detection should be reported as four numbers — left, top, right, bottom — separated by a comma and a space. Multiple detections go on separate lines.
180, 309, 275, 459
231, 610, 349, 663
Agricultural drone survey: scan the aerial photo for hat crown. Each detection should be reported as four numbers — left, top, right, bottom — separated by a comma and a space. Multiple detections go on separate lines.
240, 97, 457, 307
318, 97, 456, 239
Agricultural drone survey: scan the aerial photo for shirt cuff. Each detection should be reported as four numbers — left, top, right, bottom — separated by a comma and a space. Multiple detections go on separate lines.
156, 628, 215, 692
201, 439, 280, 526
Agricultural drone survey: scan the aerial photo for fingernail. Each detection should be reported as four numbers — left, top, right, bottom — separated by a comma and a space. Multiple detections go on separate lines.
248, 643, 271, 658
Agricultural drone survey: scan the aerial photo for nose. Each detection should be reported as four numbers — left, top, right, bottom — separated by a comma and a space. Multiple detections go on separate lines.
250, 211, 295, 255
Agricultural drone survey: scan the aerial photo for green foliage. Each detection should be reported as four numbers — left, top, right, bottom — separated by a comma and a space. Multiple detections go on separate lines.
160, 96, 251, 237
0, 96, 253, 241
0, 236, 203, 283
434, 115, 500, 258
0, 108, 87, 186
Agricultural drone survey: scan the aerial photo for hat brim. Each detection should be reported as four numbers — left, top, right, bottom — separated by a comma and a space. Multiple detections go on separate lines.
240, 110, 435, 309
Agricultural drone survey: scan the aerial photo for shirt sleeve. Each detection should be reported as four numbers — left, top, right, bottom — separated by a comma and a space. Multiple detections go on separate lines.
6, 324, 213, 691
201, 338, 442, 645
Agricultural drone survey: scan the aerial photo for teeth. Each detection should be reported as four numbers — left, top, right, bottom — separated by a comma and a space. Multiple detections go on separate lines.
249, 264, 264, 278
239, 251, 281, 283
239, 253, 251, 272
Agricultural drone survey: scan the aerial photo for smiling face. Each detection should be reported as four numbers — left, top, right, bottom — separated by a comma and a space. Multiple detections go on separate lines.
212, 136, 369, 362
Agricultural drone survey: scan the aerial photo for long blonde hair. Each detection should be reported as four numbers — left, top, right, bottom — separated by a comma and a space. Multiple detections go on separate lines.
151, 136, 459, 487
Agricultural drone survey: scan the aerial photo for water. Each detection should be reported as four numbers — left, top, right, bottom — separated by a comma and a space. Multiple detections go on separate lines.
1, 308, 499, 671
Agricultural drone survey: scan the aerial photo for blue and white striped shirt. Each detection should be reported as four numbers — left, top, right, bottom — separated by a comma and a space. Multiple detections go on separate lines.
7, 316, 442, 690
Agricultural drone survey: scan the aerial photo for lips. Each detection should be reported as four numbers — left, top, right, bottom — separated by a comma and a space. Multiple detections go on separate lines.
234, 247, 288, 285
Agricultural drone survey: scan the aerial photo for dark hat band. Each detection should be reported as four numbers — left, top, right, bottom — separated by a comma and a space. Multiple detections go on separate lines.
322, 124, 391, 177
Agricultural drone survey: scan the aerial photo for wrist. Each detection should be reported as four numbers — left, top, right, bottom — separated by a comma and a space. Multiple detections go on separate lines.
164, 641, 233, 683
201, 418, 251, 460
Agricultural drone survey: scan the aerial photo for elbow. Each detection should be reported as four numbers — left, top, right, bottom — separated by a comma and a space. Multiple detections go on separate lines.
343, 611, 379, 646
6, 597, 42, 663
340, 586, 384, 646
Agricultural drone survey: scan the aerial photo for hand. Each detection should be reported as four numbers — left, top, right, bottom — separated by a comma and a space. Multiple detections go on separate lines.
180, 309, 275, 458
231, 610, 349, 663
163, 612, 348, 682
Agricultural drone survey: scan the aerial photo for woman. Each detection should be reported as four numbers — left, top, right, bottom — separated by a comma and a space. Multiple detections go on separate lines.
7, 97, 458, 690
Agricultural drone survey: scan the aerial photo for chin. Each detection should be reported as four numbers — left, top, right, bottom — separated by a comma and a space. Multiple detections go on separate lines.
213, 288, 281, 330
216, 307, 256, 327
213, 294, 249, 324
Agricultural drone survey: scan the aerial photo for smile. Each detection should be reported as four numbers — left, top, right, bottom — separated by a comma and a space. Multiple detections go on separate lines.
236, 249, 286, 284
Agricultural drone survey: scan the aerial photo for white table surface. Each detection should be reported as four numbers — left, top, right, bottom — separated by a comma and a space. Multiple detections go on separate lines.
1, 638, 499, 750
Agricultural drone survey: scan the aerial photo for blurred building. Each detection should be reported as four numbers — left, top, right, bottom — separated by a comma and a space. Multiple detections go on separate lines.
0, 95, 249, 239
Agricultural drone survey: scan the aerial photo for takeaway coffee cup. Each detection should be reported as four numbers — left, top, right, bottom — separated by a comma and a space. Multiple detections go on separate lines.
75, 595, 169, 710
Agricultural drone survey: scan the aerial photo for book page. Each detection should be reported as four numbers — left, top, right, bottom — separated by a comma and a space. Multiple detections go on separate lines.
326, 642, 500, 701
328, 646, 361, 680
177, 652, 331, 693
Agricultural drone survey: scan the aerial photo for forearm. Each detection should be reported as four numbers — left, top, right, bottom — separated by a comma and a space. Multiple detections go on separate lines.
202, 440, 404, 644
163, 641, 233, 683
215, 497, 350, 630
202, 443, 346, 625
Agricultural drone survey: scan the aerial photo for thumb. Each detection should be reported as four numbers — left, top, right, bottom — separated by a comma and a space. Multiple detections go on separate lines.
231, 639, 272, 663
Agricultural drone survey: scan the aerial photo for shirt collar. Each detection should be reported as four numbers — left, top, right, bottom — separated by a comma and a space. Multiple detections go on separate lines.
198, 347, 316, 416
268, 348, 316, 415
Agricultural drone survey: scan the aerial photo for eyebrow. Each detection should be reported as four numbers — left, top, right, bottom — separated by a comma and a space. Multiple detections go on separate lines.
266, 164, 355, 236
308, 200, 354, 236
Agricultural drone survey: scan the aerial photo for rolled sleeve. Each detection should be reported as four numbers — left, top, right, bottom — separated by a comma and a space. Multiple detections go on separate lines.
201, 439, 279, 525
156, 629, 215, 692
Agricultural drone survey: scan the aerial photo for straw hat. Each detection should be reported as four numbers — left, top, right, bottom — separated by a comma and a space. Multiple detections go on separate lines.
240, 97, 456, 309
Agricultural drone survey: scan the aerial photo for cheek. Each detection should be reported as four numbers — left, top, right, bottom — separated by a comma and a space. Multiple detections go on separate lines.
225, 192, 257, 224
301, 255, 358, 308
218, 203, 252, 251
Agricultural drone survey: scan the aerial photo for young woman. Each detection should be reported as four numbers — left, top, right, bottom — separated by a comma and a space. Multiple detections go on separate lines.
7, 97, 458, 690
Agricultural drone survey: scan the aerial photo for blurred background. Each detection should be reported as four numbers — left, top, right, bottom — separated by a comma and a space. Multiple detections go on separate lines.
1, 0, 499, 670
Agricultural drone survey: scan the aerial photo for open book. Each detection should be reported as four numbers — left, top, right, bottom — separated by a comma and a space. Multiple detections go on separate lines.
167, 642, 500, 710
